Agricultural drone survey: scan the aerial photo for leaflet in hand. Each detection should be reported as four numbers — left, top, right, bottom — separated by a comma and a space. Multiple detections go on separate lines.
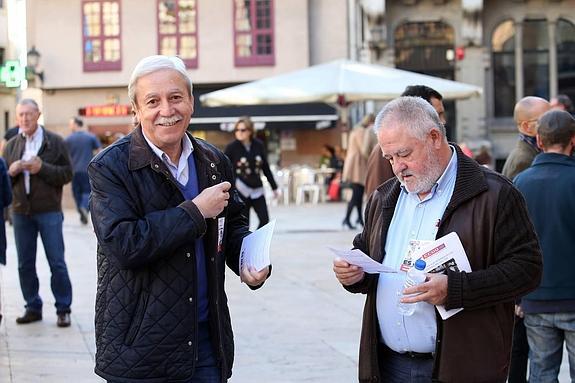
329, 247, 397, 274
239, 219, 275, 280
410, 232, 472, 320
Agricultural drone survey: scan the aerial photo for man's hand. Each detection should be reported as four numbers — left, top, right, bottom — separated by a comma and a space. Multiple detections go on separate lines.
401, 273, 448, 305
192, 181, 231, 218
515, 304, 524, 318
333, 257, 364, 286
8, 160, 24, 176
241, 266, 270, 287
22, 156, 42, 174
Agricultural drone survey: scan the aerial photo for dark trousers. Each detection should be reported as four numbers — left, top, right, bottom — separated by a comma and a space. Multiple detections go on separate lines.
344, 183, 364, 225
241, 195, 270, 229
71, 172, 91, 211
378, 343, 434, 383
509, 316, 529, 383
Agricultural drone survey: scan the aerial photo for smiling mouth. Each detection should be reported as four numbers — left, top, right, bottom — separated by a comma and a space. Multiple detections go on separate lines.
156, 118, 181, 127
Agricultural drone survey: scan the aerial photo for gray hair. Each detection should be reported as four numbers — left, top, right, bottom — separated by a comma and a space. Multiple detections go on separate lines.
17, 98, 40, 111
537, 110, 575, 149
373, 96, 446, 140
128, 55, 193, 107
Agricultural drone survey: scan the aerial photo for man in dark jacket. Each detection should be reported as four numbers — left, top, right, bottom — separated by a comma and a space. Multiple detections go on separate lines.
333, 97, 542, 382
3, 98, 73, 328
502, 96, 550, 180
89, 55, 270, 383
514, 110, 575, 382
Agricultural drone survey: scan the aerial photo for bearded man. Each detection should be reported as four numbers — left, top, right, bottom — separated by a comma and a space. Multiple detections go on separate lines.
333, 96, 542, 382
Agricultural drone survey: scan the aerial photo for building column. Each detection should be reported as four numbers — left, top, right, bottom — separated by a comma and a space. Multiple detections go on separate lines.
514, 21, 523, 102
548, 19, 558, 99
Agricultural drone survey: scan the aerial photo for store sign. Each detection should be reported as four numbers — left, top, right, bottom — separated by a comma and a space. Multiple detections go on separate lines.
79, 104, 132, 117
0, 60, 25, 88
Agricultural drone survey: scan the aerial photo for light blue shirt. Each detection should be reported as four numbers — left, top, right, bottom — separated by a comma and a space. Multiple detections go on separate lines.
376, 147, 457, 353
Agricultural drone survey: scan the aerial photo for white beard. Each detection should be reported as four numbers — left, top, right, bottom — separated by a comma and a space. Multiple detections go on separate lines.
399, 145, 444, 195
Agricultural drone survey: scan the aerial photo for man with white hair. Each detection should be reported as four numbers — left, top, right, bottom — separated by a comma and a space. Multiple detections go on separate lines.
89, 55, 270, 382
333, 97, 542, 382
3, 98, 73, 328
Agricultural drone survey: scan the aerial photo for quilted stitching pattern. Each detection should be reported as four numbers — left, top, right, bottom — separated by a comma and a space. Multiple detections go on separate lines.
90, 132, 243, 381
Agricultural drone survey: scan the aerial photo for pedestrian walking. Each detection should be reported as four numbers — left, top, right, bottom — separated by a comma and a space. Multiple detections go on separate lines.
341, 113, 374, 229
224, 116, 278, 229
89, 55, 271, 382
503, 95, 550, 383
3, 98, 73, 327
514, 110, 575, 382
333, 96, 542, 382
65, 116, 101, 224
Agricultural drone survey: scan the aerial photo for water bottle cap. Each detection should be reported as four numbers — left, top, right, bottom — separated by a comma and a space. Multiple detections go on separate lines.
414, 259, 426, 270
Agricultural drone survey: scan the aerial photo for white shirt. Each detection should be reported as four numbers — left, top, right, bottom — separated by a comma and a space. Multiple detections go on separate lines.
376, 147, 457, 354
142, 132, 193, 186
21, 126, 44, 194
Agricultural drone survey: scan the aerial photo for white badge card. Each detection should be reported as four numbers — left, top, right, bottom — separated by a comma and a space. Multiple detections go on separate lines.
217, 217, 225, 253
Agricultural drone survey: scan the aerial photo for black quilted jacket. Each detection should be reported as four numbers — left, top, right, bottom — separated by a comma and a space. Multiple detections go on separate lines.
89, 127, 251, 382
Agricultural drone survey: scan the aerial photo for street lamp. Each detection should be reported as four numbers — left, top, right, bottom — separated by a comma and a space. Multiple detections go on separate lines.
26, 46, 44, 83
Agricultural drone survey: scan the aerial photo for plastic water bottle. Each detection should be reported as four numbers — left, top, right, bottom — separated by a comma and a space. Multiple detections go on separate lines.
397, 259, 427, 316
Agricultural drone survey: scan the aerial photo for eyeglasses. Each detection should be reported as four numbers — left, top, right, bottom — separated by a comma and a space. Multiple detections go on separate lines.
234, 128, 248, 133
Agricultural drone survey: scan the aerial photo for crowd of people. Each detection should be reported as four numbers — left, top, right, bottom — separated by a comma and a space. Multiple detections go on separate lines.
0, 53, 573, 382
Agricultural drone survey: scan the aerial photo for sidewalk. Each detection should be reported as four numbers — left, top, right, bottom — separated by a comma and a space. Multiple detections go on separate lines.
0, 202, 570, 382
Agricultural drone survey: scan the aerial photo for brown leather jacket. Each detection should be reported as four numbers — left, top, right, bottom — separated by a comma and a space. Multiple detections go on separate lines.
346, 145, 542, 383
3, 127, 72, 214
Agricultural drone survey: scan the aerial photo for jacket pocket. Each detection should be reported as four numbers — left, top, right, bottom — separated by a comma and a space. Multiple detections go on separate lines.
124, 290, 149, 346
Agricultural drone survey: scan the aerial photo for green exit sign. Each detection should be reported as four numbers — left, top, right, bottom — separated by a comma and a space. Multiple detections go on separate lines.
0, 60, 25, 88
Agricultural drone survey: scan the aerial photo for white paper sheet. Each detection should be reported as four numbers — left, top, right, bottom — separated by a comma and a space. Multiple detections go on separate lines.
410, 232, 472, 320
239, 219, 276, 280
329, 247, 397, 274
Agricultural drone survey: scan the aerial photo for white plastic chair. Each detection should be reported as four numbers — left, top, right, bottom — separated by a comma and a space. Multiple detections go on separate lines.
293, 167, 321, 205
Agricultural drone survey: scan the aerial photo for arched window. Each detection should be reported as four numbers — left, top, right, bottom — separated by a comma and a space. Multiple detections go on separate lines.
492, 20, 515, 117
556, 18, 575, 102
523, 19, 549, 100
394, 21, 456, 139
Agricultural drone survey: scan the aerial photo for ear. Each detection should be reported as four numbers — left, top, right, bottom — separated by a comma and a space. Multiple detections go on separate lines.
190, 95, 195, 115
429, 129, 442, 148
536, 134, 544, 150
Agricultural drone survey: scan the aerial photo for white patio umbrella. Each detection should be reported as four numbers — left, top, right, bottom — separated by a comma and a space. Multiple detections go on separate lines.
199, 59, 482, 107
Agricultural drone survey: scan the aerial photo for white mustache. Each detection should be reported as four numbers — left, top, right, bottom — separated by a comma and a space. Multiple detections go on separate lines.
155, 115, 182, 125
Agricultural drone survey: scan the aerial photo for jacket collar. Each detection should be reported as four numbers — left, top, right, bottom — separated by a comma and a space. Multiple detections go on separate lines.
376, 143, 488, 213
128, 125, 221, 172
532, 152, 575, 167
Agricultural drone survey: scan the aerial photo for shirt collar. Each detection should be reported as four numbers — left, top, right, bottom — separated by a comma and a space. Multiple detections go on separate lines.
22, 125, 43, 141
142, 131, 194, 166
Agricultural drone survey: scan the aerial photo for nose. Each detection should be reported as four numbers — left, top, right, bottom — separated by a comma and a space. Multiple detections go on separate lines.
159, 99, 174, 116
392, 159, 406, 175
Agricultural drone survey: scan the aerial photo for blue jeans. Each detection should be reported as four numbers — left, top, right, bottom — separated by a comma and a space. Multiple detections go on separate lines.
71, 172, 90, 211
525, 312, 575, 382
12, 212, 72, 314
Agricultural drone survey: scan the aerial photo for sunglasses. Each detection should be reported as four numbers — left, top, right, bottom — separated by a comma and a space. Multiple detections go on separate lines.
234, 128, 248, 133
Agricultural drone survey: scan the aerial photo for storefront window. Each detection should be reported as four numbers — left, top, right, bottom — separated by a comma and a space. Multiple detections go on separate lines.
556, 19, 575, 102
492, 20, 516, 117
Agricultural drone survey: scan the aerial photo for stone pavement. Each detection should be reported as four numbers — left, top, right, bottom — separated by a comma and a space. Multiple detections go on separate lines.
0, 202, 570, 382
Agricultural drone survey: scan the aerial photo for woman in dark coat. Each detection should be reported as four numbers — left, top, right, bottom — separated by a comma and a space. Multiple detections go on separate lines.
224, 116, 278, 228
